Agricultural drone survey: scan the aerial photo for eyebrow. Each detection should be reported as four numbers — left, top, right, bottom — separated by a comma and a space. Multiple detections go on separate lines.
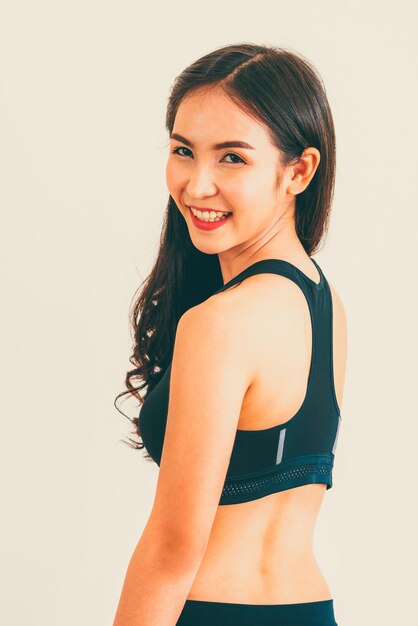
170, 132, 255, 150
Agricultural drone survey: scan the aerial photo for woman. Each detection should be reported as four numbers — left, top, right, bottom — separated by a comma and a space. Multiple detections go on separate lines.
113, 43, 347, 626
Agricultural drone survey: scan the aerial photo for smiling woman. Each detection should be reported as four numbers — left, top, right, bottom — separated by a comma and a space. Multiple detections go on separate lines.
113, 42, 343, 626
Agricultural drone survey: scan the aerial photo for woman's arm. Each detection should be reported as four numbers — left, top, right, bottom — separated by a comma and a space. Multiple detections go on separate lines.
113, 298, 254, 625
112, 516, 205, 626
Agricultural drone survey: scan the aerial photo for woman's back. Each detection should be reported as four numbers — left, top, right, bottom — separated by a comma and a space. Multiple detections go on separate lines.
140, 257, 348, 604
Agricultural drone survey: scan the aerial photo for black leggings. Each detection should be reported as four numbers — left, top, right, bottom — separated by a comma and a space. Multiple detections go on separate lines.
176, 597, 338, 625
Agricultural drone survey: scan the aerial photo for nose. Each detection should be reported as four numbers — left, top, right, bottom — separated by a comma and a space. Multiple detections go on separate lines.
186, 165, 217, 198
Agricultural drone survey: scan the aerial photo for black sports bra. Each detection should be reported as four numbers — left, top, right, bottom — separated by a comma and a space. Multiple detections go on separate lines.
139, 258, 342, 505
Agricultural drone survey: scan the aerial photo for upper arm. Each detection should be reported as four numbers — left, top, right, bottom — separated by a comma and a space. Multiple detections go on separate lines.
146, 297, 254, 559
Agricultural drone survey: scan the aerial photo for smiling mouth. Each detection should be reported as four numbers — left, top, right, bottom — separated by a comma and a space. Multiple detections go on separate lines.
187, 205, 232, 218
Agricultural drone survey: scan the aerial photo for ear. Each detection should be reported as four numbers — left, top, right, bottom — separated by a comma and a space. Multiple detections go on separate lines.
287, 147, 321, 195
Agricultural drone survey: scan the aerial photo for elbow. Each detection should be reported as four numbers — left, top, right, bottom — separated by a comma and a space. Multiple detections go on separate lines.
134, 521, 206, 575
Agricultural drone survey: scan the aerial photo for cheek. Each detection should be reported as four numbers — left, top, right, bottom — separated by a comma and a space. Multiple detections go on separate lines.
165, 160, 176, 192
229, 175, 271, 211
165, 159, 184, 196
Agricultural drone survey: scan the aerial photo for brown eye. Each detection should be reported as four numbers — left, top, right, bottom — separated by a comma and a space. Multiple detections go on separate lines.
172, 146, 191, 157
223, 153, 245, 164
171, 147, 245, 164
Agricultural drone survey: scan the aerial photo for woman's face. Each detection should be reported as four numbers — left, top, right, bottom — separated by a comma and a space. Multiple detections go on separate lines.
166, 88, 298, 257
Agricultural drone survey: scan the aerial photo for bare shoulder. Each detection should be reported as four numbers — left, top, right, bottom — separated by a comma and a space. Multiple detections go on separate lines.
210, 272, 314, 320
205, 272, 348, 379
175, 276, 288, 388
203, 271, 348, 339
210, 272, 307, 306
201, 273, 309, 363
176, 288, 258, 386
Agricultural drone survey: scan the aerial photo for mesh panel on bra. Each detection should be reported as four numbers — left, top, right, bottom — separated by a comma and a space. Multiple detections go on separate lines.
219, 453, 334, 505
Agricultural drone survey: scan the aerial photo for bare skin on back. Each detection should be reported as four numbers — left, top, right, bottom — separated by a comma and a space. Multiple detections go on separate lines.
186, 266, 348, 604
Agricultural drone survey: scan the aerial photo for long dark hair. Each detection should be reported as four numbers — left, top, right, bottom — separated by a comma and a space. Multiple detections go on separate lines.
114, 42, 336, 454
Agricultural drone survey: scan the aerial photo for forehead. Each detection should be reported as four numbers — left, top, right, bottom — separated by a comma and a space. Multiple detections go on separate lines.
173, 89, 272, 149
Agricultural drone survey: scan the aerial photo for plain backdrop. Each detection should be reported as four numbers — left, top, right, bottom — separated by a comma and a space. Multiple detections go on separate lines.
1, 1, 417, 624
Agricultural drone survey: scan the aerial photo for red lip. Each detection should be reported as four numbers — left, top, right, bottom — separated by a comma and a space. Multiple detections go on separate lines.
188, 206, 232, 231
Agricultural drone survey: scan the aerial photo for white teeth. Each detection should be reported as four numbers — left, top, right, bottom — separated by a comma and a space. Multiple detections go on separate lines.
189, 206, 231, 222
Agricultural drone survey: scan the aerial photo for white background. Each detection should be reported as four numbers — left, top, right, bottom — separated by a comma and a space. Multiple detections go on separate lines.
1, 1, 417, 624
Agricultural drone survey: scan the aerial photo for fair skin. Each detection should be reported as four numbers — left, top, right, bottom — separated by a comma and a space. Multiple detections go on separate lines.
113, 87, 347, 626
167, 87, 321, 281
